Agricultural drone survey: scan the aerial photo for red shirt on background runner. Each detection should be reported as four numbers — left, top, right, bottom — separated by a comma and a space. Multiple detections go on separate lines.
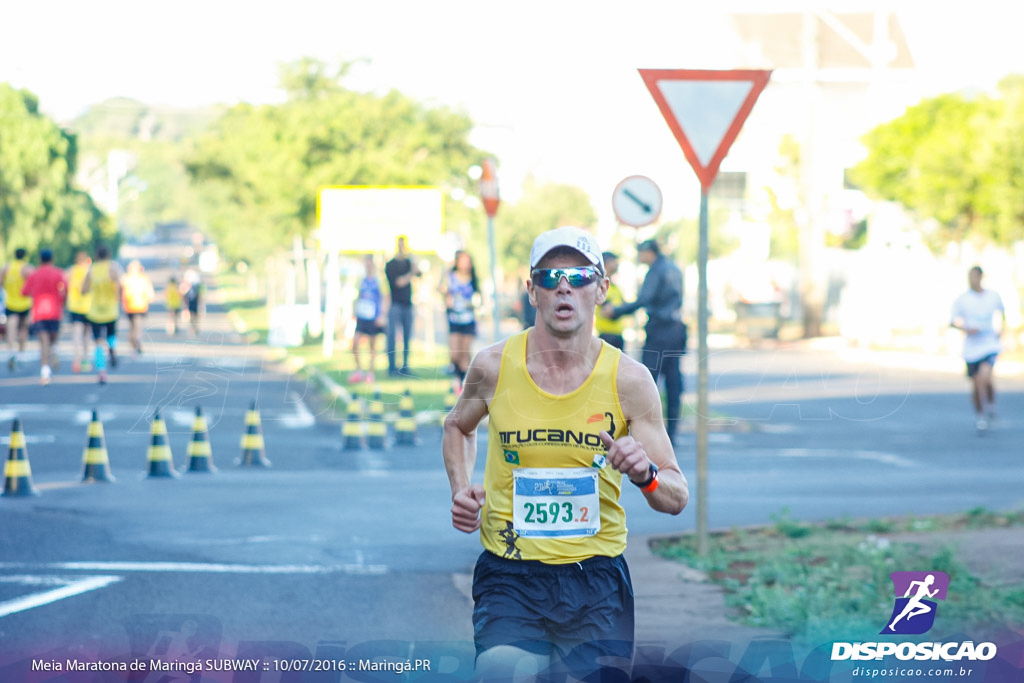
22, 263, 68, 321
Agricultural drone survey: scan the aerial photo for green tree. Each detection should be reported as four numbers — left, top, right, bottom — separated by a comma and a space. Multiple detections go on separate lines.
849, 90, 1001, 247
975, 75, 1024, 245
493, 176, 598, 274
71, 98, 216, 239
187, 59, 487, 265
0, 84, 115, 264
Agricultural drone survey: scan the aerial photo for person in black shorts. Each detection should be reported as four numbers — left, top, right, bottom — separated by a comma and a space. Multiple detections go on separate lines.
443, 226, 689, 680
441, 250, 479, 394
349, 255, 385, 384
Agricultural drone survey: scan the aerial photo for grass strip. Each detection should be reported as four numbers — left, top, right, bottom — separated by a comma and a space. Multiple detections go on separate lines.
652, 507, 1024, 643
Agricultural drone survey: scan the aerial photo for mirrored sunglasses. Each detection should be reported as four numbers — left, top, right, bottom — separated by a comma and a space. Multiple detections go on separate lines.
530, 266, 601, 290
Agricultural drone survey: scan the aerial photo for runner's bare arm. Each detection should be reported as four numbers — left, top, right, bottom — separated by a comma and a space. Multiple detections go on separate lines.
442, 343, 502, 532
603, 354, 688, 515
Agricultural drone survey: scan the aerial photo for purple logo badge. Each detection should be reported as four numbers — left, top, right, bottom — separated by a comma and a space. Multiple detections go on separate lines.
881, 571, 950, 635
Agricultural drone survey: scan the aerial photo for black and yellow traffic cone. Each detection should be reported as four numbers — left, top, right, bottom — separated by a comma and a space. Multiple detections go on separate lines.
238, 400, 270, 466
366, 390, 387, 450
394, 388, 418, 446
82, 410, 115, 483
146, 411, 179, 478
341, 398, 364, 451
3, 419, 38, 497
187, 406, 217, 473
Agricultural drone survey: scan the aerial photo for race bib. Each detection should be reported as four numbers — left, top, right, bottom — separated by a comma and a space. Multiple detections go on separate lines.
448, 308, 474, 325
512, 468, 601, 538
354, 298, 377, 320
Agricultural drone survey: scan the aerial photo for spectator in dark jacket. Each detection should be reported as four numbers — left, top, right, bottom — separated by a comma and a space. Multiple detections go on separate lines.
603, 239, 687, 444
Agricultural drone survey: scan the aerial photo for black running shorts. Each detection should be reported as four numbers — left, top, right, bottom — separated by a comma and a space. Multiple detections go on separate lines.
471, 550, 634, 674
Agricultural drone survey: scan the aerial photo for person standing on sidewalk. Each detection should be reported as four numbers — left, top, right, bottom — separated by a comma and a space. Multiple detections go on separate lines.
122, 260, 156, 354
443, 226, 688, 680
21, 248, 67, 384
66, 251, 93, 373
81, 245, 124, 385
603, 239, 687, 445
349, 254, 385, 384
2, 248, 34, 370
384, 235, 420, 376
441, 249, 479, 394
950, 265, 1006, 432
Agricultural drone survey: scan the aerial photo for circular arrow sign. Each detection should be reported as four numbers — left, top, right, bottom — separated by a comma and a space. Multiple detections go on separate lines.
612, 175, 662, 227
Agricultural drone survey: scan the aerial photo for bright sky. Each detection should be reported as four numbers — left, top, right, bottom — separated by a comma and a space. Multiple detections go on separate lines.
5, 1, 1024, 233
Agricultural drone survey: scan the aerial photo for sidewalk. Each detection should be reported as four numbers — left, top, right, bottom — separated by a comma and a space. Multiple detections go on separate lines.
625, 534, 784, 645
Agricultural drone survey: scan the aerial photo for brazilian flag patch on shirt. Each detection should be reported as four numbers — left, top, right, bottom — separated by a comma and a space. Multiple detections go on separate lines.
504, 450, 520, 465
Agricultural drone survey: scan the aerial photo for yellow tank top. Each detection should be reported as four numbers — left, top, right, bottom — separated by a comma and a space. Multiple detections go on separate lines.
166, 282, 182, 309
67, 263, 92, 315
3, 260, 31, 312
481, 330, 629, 564
595, 282, 626, 336
87, 261, 119, 323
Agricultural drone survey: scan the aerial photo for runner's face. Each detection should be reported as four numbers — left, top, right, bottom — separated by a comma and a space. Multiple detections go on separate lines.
528, 252, 607, 335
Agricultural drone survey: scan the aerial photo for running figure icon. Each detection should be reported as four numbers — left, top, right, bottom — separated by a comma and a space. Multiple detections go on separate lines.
887, 574, 939, 632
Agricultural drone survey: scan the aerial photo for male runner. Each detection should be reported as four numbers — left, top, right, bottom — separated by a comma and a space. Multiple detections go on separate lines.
443, 226, 688, 680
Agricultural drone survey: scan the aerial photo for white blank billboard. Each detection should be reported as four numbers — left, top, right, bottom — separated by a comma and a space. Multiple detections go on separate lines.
317, 186, 444, 253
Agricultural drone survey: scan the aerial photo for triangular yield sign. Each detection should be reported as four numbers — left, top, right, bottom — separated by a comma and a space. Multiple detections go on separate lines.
639, 69, 771, 192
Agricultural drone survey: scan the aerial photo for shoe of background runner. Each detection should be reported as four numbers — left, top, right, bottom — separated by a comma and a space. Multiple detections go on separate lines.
365, 372, 375, 383
976, 417, 989, 432
41, 365, 52, 385
109, 348, 118, 368
98, 370, 108, 385
347, 371, 365, 383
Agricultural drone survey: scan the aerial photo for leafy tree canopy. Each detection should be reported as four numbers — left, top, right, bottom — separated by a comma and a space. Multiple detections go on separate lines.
492, 176, 598, 277
186, 59, 489, 264
848, 83, 1024, 247
0, 83, 116, 265
68, 98, 218, 239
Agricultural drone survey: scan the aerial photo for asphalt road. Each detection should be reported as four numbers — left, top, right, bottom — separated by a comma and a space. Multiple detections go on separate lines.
1, 290, 1022, 680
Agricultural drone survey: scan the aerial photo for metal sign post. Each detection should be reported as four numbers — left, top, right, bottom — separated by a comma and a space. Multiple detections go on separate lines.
480, 159, 501, 343
639, 68, 771, 555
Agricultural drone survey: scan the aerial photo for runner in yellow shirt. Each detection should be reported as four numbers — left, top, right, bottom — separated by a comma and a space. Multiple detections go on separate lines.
66, 251, 93, 373
81, 245, 124, 385
165, 274, 183, 334
594, 250, 626, 350
443, 227, 689, 680
121, 260, 155, 354
1, 248, 35, 370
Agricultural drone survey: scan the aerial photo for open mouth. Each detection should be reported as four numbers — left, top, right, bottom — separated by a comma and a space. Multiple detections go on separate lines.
554, 301, 575, 317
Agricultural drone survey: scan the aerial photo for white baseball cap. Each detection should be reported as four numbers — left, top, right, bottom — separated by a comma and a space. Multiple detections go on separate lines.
529, 226, 604, 270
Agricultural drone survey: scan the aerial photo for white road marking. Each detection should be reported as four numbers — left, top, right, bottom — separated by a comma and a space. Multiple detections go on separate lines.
0, 560, 387, 618
0, 561, 388, 575
0, 434, 56, 444
280, 393, 316, 428
770, 448, 918, 468
1, 402, 318, 430
0, 575, 122, 618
